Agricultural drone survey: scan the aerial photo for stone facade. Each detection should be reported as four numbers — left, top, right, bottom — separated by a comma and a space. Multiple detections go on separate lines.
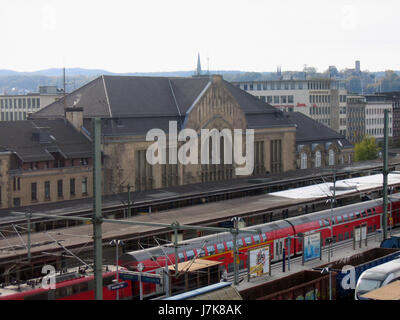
99, 76, 297, 194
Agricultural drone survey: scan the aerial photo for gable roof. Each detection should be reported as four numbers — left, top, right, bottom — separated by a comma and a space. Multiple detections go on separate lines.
31, 75, 295, 135
285, 112, 352, 148
0, 119, 92, 162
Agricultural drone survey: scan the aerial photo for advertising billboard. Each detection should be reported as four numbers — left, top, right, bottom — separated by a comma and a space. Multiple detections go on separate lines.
303, 232, 321, 263
248, 246, 270, 278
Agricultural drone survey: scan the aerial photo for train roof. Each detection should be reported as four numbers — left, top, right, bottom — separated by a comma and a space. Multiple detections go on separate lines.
286, 197, 383, 226
270, 172, 400, 200
361, 258, 400, 279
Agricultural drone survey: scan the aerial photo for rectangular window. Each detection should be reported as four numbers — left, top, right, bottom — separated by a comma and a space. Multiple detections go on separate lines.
70, 178, 76, 196
288, 95, 294, 103
57, 180, 63, 198
135, 150, 153, 191
44, 181, 50, 200
31, 183, 37, 201
254, 141, 265, 175
273, 96, 279, 104
82, 177, 88, 195
270, 139, 282, 173
281, 96, 287, 104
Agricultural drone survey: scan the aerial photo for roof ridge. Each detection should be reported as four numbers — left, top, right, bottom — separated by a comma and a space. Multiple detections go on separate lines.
102, 75, 112, 118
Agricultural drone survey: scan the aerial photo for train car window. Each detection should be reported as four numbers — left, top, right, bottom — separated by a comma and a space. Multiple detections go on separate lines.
362, 211, 367, 217
349, 213, 354, 220
261, 234, 267, 242
216, 243, 225, 253
319, 220, 324, 228
367, 209, 372, 215
226, 241, 233, 250
178, 252, 185, 262
236, 239, 244, 247
331, 218, 335, 225
338, 234, 343, 242
344, 232, 350, 240
372, 208, 376, 214
337, 216, 343, 223
207, 245, 215, 255
72, 284, 80, 295
245, 237, 252, 246
343, 214, 349, 221
55, 286, 68, 299
253, 235, 260, 243
186, 250, 195, 259
198, 248, 206, 257
324, 220, 330, 227
24, 291, 49, 300
355, 212, 361, 219
79, 282, 89, 293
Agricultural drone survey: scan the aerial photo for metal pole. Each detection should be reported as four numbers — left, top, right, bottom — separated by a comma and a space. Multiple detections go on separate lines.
329, 269, 332, 300
173, 223, 179, 277
329, 171, 336, 262
383, 109, 389, 240
92, 118, 103, 300
288, 236, 291, 271
116, 241, 119, 300
139, 271, 143, 300
26, 212, 32, 263
233, 231, 238, 285
127, 184, 131, 218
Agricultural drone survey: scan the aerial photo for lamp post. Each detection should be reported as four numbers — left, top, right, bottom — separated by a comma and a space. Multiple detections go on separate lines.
110, 239, 124, 300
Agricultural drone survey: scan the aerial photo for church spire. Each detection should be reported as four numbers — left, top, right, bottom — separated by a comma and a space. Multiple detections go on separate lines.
196, 53, 202, 75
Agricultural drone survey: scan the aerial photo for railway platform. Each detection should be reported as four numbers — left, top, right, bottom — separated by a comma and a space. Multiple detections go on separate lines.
234, 228, 400, 298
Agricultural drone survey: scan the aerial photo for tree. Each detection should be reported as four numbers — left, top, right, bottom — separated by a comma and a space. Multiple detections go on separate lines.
354, 136, 379, 162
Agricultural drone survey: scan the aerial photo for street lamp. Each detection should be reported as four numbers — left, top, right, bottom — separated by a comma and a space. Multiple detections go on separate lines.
110, 239, 124, 300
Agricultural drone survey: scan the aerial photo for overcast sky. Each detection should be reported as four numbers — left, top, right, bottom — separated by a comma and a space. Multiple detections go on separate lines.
1, 0, 399, 73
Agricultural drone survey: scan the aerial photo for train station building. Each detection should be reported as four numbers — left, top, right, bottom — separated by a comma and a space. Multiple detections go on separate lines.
30, 74, 300, 194
19, 73, 354, 196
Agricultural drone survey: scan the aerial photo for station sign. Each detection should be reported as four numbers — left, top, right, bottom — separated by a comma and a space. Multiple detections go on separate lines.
107, 281, 128, 291
119, 271, 161, 284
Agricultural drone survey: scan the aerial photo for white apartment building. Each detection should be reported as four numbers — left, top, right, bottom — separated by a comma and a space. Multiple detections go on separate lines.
232, 79, 347, 133
0, 86, 63, 121
365, 94, 393, 140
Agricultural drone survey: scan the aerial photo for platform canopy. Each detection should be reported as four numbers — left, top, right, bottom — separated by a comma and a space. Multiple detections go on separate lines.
168, 259, 222, 272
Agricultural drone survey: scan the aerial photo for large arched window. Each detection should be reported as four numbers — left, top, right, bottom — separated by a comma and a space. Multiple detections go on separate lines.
315, 151, 321, 168
300, 152, 307, 169
328, 149, 335, 166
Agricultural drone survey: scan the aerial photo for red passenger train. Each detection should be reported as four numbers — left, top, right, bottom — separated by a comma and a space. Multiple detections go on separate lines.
119, 196, 400, 297
0, 266, 132, 300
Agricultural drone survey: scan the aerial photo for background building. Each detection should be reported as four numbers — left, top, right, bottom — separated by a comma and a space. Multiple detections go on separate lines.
232, 78, 348, 133
0, 86, 63, 121
0, 119, 92, 209
365, 94, 393, 141
31, 75, 298, 194
285, 112, 353, 169
346, 94, 366, 144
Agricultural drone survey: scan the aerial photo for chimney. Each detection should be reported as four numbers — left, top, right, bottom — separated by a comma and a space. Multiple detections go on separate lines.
212, 74, 223, 84
65, 106, 83, 130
